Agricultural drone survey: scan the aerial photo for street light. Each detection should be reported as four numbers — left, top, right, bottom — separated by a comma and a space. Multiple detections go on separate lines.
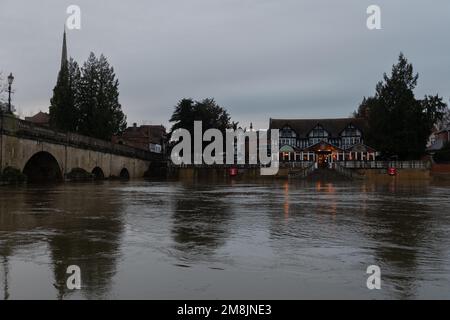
7, 73, 14, 114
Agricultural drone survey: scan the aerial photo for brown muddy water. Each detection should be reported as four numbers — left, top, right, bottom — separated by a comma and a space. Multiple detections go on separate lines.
1, 178, 450, 299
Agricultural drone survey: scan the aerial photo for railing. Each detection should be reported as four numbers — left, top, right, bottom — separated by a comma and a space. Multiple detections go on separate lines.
280, 161, 314, 169
335, 163, 363, 180
340, 160, 430, 169
288, 162, 316, 179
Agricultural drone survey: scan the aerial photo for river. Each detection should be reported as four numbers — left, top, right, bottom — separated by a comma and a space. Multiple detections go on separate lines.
1, 178, 450, 299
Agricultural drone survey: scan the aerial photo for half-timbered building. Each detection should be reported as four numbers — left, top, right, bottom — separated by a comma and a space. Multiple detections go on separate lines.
269, 118, 378, 167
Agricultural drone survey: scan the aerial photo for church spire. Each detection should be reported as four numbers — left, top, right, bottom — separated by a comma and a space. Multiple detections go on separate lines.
61, 27, 68, 68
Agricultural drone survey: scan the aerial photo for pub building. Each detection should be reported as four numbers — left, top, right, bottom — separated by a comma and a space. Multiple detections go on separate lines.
269, 118, 378, 168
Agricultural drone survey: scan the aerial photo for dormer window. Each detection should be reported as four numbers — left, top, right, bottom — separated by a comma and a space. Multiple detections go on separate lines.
280, 126, 297, 147
280, 126, 296, 138
309, 125, 329, 138
341, 124, 361, 137
341, 124, 362, 147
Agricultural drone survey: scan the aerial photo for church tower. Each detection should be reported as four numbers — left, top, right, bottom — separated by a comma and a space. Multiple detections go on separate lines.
60, 28, 68, 68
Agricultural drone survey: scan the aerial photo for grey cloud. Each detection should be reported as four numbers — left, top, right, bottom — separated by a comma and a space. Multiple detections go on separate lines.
1, 0, 449, 131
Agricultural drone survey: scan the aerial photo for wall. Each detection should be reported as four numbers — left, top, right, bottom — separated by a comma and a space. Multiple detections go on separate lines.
431, 163, 450, 180
358, 168, 431, 182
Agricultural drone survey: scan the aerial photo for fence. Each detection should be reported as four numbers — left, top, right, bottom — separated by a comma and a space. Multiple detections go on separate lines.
288, 162, 316, 179
339, 160, 430, 169
335, 163, 365, 179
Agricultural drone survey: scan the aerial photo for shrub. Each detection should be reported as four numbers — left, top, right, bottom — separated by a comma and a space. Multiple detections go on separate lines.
0, 166, 27, 184
65, 168, 93, 181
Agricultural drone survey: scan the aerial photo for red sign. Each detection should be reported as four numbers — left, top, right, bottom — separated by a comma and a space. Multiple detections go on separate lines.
229, 167, 238, 177
388, 167, 397, 176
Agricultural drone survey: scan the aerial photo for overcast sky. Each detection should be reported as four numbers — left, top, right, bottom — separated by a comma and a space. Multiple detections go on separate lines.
1, 0, 449, 130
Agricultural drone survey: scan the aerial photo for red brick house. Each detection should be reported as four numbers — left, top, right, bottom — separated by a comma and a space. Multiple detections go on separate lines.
112, 123, 167, 154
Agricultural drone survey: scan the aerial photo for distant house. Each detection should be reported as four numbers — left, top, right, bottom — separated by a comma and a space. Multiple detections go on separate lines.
112, 123, 167, 154
427, 126, 439, 148
427, 126, 450, 152
25, 111, 50, 127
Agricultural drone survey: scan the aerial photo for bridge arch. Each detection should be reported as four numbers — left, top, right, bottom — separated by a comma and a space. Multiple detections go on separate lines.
119, 168, 130, 180
92, 167, 105, 180
23, 151, 63, 183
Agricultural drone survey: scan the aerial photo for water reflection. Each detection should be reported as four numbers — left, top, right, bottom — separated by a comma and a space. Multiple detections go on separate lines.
1, 178, 450, 299
171, 182, 232, 260
0, 183, 124, 299
283, 182, 289, 218
360, 181, 440, 299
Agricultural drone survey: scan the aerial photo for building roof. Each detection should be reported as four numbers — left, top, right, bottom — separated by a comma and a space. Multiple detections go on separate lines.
120, 124, 166, 144
269, 118, 367, 138
25, 111, 50, 125
345, 142, 377, 153
303, 140, 344, 152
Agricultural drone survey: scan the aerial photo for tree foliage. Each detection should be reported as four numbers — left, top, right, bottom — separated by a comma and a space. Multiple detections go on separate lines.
0, 72, 11, 112
49, 53, 127, 140
77, 53, 127, 139
169, 98, 236, 137
435, 108, 450, 131
49, 58, 80, 131
355, 53, 448, 159
0, 72, 6, 102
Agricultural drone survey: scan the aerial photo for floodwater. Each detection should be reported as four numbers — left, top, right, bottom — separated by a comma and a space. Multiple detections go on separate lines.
1, 178, 450, 300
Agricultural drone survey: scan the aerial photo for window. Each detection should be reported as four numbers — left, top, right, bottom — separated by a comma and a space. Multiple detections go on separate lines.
149, 143, 162, 153
280, 126, 297, 138
279, 126, 297, 146
341, 124, 361, 138
341, 124, 362, 148
309, 125, 329, 138
307, 125, 329, 146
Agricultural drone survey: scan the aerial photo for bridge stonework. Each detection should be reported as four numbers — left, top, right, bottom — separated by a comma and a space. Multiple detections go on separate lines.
0, 113, 162, 180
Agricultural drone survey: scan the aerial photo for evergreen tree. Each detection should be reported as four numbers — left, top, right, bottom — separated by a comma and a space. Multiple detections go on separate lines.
353, 96, 375, 120
169, 98, 196, 134
355, 53, 447, 159
49, 58, 80, 131
78, 53, 127, 140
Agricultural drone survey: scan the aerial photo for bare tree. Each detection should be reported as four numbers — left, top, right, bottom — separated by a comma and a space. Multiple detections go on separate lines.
435, 105, 450, 131
0, 72, 7, 111
0, 72, 5, 100
0, 72, 14, 112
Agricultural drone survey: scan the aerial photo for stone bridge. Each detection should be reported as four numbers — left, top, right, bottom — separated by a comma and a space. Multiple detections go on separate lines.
0, 113, 164, 182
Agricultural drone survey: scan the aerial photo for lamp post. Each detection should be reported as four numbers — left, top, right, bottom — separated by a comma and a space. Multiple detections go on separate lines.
7, 73, 14, 114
